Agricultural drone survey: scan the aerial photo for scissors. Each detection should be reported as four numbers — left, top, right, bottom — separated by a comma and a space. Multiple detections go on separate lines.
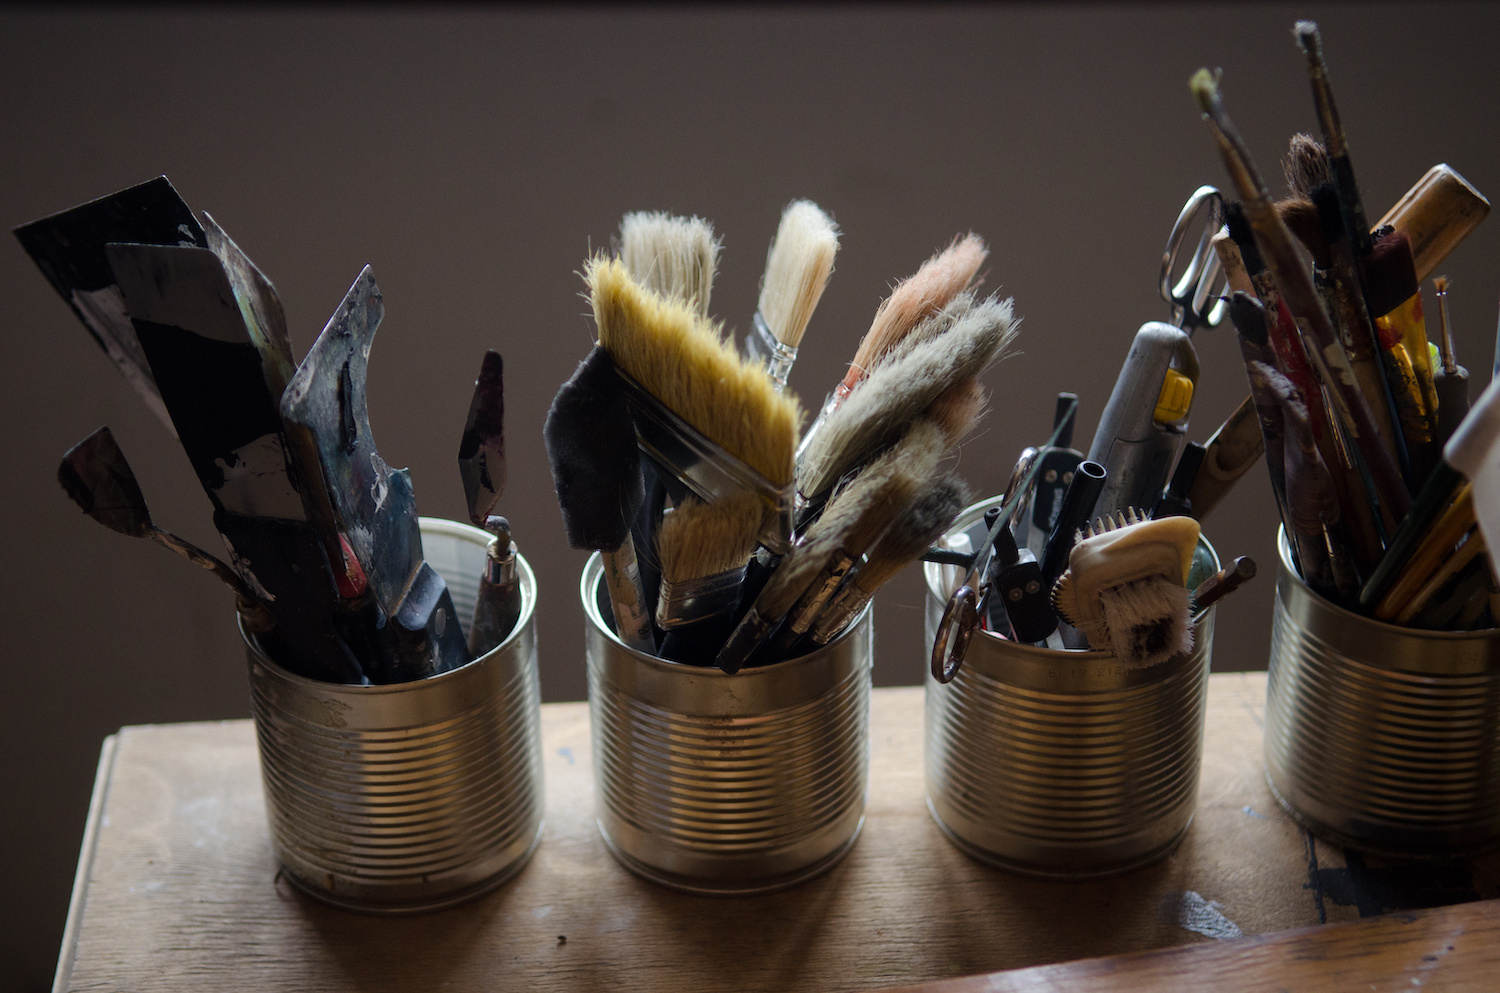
1160, 185, 1228, 336
930, 403, 1075, 683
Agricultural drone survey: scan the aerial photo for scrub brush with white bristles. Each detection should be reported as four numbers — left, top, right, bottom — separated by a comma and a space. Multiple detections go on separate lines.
1051, 512, 1201, 667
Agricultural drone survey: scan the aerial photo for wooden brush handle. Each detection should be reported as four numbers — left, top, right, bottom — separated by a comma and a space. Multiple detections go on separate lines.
1377, 164, 1490, 282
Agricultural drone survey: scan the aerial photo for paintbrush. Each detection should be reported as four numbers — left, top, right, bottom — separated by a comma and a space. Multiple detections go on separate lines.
588, 255, 800, 553
1364, 230, 1439, 443
810, 474, 969, 645
1432, 276, 1470, 448
720, 420, 942, 671
776, 420, 945, 653
458, 350, 523, 655
1295, 22, 1375, 262
1193, 69, 1411, 525
58, 424, 276, 635
1372, 483, 1475, 621
795, 291, 1015, 506
618, 211, 720, 320
1282, 133, 1332, 198
654, 490, 764, 663
748, 200, 840, 390
14, 176, 206, 433
798, 234, 988, 456
544, 345, 654, 653
1377, 165, 1490, 281
1191, 556, 1257, 612
281, 267, 470, 682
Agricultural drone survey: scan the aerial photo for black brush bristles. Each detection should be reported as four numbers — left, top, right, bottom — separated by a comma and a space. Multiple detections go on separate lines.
544, 345, 643, 552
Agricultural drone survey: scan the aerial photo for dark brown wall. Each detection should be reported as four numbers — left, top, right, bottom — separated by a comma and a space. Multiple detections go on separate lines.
3, 4, 1497, 988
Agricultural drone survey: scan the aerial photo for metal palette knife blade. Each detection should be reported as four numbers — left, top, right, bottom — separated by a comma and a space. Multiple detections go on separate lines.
14, 176, 206, 434
458, 349, 506, 526
280, 266, 468, 674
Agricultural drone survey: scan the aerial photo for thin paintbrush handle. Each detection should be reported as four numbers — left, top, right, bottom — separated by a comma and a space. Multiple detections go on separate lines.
603, 537, 655, 653
1392, 525, 1483, 626
1373, 484, 1475, 620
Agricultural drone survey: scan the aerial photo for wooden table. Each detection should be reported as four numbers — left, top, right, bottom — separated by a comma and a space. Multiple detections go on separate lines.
53, 674, 1500, 992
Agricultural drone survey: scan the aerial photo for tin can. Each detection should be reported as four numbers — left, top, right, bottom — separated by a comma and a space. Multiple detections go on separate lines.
581, 552, 872, 894
1265, 530, 1500, 856
244, 517, 544, 912
921, 498, 1218, 877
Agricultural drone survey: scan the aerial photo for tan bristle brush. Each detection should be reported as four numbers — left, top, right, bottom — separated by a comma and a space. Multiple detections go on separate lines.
619, 211, 721, 319
654, 490, 765, 662
778, 420, 945, 649
809, 474, 970, 644
751, 200, 840, 391
587, 256, 800, 491
718, 420, 944, 672
797, 291, 1015, 504
845, 233, 988, 392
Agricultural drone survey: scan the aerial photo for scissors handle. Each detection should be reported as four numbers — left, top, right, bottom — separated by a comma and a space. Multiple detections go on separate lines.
1160, 185, 1228, 335
931, 585, 979, 683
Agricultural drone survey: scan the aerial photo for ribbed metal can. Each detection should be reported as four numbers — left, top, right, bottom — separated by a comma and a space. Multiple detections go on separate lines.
1265, 529, 1500, 857
921, 499, 1217, 877
581, 552, 872, 894
244, 517, 544, 912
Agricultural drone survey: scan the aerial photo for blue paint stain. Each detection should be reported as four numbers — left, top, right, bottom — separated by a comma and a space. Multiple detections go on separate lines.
558, 747, 574, 765
1242, 805, 1268, 819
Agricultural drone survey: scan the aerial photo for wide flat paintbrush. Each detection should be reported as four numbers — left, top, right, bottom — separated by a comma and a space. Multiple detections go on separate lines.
810, 474, 969, 644
588, 256, 801, 552
749, 200, 840, 390
796, 291, 1015, 506
544, 345, 654, 653
618, 211, 720, 319
654, 490, 764, 663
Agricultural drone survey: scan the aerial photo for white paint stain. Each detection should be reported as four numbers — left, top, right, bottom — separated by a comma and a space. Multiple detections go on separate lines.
1164, 890, 1243, 940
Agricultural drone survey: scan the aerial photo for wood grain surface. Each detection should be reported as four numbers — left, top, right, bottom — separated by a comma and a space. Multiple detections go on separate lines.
55, 675, 1500, 992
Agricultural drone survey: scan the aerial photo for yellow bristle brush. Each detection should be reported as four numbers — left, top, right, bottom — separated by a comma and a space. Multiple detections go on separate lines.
618, 211, 720, 319
587, 257, 801, 551
751, 199, 841, 391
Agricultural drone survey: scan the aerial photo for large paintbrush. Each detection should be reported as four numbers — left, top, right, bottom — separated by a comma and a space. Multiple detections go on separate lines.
619, 211, 720, 319
587, 256, 801, 553
798, 234, 988, 456
544, 345, 654, 652
748, 200, 840, 390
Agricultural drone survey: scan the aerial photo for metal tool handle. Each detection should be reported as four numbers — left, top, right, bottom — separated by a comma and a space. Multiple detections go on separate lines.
931, 585, 979, 684
1161, 185, 1228, 335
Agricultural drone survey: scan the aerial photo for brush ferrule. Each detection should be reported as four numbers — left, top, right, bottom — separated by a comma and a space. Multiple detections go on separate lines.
617, 370, 793, 554
786, 553, 856, 637
655, 566, 748, 629
716, 605, 775, 674
484, 539, 517, 586
747, 310, 798, 392
793, 391, 842, 468
809, 584, 871, 645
